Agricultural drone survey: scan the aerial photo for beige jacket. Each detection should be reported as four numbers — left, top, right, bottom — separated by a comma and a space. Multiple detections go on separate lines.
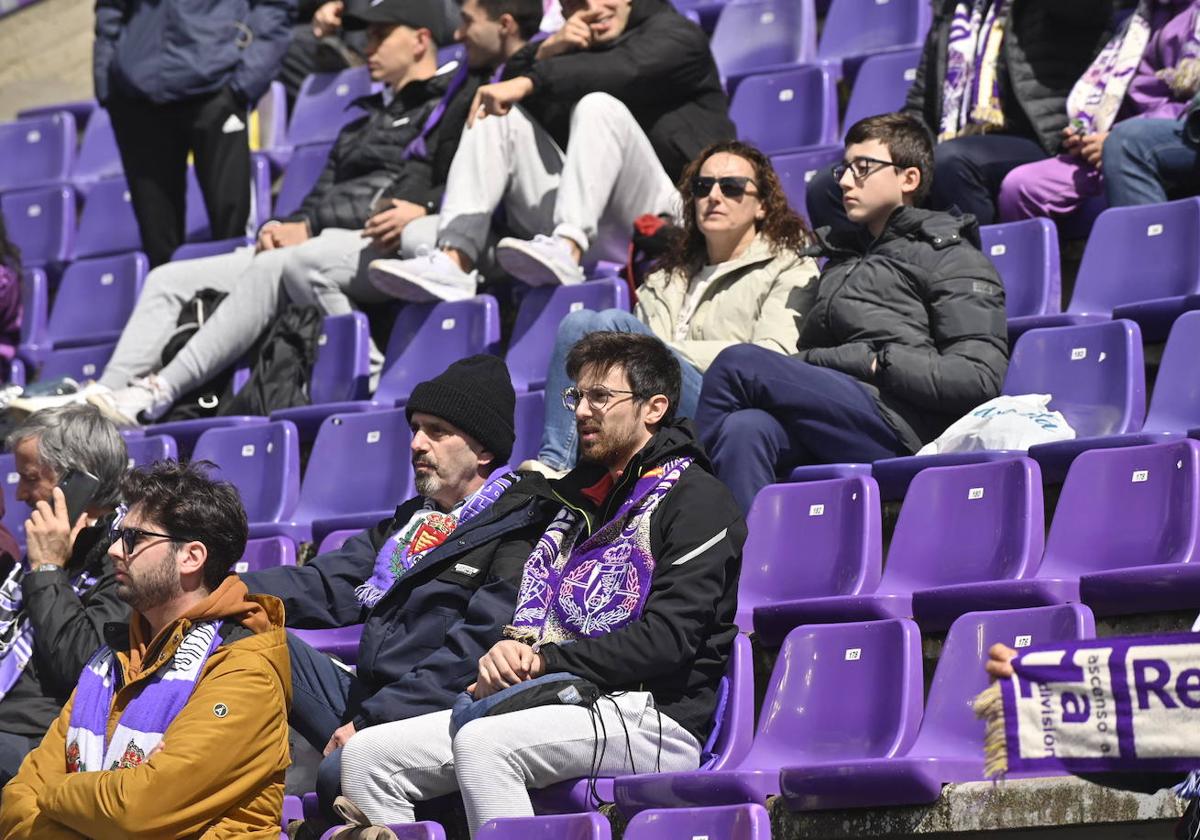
635, 234, 819, 371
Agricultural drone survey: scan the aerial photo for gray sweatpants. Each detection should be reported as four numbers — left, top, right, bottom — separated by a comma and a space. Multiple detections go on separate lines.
435, 92, 679, 265
99, 228, 378, 394
340, 692, 699, 836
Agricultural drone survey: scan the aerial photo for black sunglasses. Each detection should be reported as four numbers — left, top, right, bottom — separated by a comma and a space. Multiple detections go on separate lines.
114, 526, 192, 556
691, 175, 758, 200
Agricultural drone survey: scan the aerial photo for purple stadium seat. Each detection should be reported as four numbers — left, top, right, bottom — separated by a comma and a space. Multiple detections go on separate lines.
0, 453, 27, 550
756, 459, 1044, 641
0, 113, 75, 192
611, 619, 922, 809
146, 417, 268, 460
772, 147, 842, 223
39, 342, 115, 384
272, 142, 333, 219
283, 794, 303, 825
17, 267, 48, 365
124, 433, 177, 468
8, 358, 26, 387
538, 634, 755, 815
234, 536, 297, 574
73, 176, 142, 259
17, 100, 97, 128
1008, 197, 1200, 342
254, 82, 289, 163
785, 463, 872, 481
192, 420, 301, 533
320, 823, 446, 840
779, 604, 1095, 810
710, 0, 817, 85
170, 238, 253, 262
69, 108, 123, 193
511, 390, 546, 466
3, 185, 76, 267
730, 65, 838, 156
478, 814, 611, 840
183, 166, 212, 243
44, 253, 147, 350
979, 218, 1062, 322
311, 312, 371, 406
624, 804, 770, 840
840, 48, 921, 135
737, 477, 882, 633
817, 0, 931, 77
286, 67, 373, 152
507, 278, 629, 392
317, 529, 358, 553
437, 43, 466, 69
871, 318, 1147, 499
290, 529, 364, 662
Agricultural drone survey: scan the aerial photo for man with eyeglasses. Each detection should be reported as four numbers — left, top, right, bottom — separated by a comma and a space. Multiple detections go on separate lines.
1, 460, 291, 838
334, 331, 745, 833
0, 405, 129, 787
696, 112, 1009, 514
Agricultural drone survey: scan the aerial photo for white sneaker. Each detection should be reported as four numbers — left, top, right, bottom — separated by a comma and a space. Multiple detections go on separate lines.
89, 375, 175, 426
518, 458, 568, 479
495, 235, 585, 287
368, 248, 479, 303
8, 386, 85, 415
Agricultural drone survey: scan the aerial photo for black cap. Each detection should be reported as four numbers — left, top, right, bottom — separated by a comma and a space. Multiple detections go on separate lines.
406, 355, 516, 466
342, 0, 455, 44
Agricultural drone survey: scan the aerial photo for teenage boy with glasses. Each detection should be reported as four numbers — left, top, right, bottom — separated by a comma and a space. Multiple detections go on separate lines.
695, 113, 1010, 514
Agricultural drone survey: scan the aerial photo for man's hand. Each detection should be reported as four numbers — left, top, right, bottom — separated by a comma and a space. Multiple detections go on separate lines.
323, 721, 356, 756
362, 200, 427, 251
257, 221, 309, 252
467, 77, 536, 128
25, 487, 86, 569
1080, 132, 1109, 169
312, 0, 344, 38
985, 643, 1018, 681
472, 640, 545, 699
536, 8, 603, 59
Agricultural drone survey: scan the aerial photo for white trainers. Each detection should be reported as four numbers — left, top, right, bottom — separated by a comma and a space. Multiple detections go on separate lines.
495, 234, 586, 287
368, 248, 479, 303
89, 375, 175, 426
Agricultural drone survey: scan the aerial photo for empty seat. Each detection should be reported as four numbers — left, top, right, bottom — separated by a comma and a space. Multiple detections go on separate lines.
69, 108, 123, 192
738, 477, 882, 633
17, 267, 48, 365
710, 0, 816, 83
511, 390, 546, 467
478, 813, 610, 840
289, 528, 365, 662
770, 146, 842, 222
2, 185, 76, 267
311, 312, 371, 406
285, 67, 373, 152
730, 66, 838, 156
192, 421, 301, 533
233, 536, 298, 574
624, 804, 770, 840
124, 433, 177, 468
979, 218, 1062, 321
39, 342, 116, 384
506, 278, 629, 392
840, 48, 921, 134
756, 458, 1044, 641
170, 238, 252, 262
614, 619, 922, 810
318, 823, 445, 840
817, 0, 930, 73
0, 113, 75, 192
272, 142, 333, 219
44, 253, 147, 351
73, 176, 143, 259
779, 604, 1094, 810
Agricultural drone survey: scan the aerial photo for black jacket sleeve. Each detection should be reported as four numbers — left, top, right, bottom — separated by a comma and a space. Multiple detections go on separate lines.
793, 342, 878, 382
351, 533, 534, 728
230, 0, 297, 105
539, 474, 745, 688
93, 0, 128, 105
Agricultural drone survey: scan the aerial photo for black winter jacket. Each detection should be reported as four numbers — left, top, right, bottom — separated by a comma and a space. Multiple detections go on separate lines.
802, 207, 1008, 452
94, 0, 295, 106
510, 0, 734, 180
0, 517, 125, 739
522, 422, 745, 743
279, 67, 482, 235
242, 478, 547, 729
904, 0, 1114, 154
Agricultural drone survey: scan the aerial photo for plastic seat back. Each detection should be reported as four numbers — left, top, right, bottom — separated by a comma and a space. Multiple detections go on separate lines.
772, 147, 842, 220
511, 390, 546, 467
289, 67, 373, 148
274, 142, 334, 218
980, 218, 1061, 318
125, 434, 177, 468
477, 813, 611, 840
624, 804, 770, 840
234, 536, 298, 574
39, 342, 115, 383
193, 421, 301, 524
47, 253, 147, 346
818, 0, 931, 61
311, 313, 371, 404
710, 0, 816, 78
0, 113, 75, 191
730, 65, 838, 155
841, 48, 921, 134
1144, 310, 1200, 433
2, 186, 76, 266
295, 409, 412, 522
69, 108, 123, 189
74, 176, 143, 258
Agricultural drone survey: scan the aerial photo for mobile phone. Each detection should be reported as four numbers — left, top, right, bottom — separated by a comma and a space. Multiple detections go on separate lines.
58, 470, 101, 523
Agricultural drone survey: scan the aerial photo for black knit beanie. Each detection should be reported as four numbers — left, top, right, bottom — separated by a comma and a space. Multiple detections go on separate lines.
406, 355, 516, 465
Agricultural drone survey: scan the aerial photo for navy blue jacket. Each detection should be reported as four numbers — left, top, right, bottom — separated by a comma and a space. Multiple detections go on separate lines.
93, 0, 295, 106
242, 478, 547, 729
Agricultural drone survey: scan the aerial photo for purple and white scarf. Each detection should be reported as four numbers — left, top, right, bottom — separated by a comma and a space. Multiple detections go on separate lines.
1067, 3, 1158, 136
355, 472, 517, 608
506, 458, 693, 645
65, 619, 222, 772
0, 560, 99, 702
974, 632, 1200, 781
939, 0, 1013, 141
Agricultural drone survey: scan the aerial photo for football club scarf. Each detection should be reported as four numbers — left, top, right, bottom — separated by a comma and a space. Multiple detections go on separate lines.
940, 0, 1013, 141
355, 471, 517, 608
506, 457, 693, 645
65, 619, 222, 772
974, 632, 1200, 784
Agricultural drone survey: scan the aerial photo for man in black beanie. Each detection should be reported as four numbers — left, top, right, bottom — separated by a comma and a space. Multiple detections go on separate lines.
243, 354, 549, 825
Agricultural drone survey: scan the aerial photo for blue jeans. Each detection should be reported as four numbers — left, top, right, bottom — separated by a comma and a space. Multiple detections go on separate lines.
0, 732, 33, 786
1103, 118, 1200, 206
695, 345, 908, 514
538, 308, 704, 470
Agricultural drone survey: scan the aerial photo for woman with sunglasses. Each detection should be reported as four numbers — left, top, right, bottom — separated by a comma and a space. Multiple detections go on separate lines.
521, 140, 818, 477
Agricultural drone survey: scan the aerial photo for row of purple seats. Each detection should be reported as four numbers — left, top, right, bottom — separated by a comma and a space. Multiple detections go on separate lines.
615, 605, 1092, 815
478, 806, 770, 840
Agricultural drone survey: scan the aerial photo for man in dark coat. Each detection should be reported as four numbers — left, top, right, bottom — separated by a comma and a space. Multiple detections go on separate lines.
697, 113, 1009, 514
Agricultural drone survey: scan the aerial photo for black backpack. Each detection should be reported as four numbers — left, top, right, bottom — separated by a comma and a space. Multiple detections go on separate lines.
218, 304, 324, 417
158, 289, 234, 422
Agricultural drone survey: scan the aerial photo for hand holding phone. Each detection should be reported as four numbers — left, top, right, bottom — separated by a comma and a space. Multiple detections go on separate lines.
25, 472, 98, 568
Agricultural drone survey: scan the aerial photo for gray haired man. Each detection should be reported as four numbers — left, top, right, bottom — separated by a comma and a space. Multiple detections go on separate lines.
0, 405, 128, 784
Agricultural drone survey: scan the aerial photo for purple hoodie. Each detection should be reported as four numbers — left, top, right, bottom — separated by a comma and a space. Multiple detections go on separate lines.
1120, 1, 1200, 122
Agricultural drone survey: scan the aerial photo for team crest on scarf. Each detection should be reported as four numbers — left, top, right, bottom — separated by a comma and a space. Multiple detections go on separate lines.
116, 740, 145, 769
65, 740, 81, 773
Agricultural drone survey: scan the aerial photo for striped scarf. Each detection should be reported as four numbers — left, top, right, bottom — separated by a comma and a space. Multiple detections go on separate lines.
940, 0, 1012, 141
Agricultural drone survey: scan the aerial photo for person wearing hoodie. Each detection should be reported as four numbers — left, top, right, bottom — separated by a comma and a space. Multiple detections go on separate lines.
697, 113, 1009, 514
335, 331, 745, 836
0, 460, 290, 840
366, 0, 736, 301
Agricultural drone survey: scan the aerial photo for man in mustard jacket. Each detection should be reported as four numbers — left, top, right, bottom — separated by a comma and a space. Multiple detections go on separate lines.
0, 460, 291, 839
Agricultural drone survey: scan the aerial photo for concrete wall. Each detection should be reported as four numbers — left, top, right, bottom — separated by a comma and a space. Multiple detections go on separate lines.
0, 0, 95, 120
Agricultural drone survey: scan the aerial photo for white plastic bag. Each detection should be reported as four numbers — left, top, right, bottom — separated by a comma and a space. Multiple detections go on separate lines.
916, 394, 1076, 455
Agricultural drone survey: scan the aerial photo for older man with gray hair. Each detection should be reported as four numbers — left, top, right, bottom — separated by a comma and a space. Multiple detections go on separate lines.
0, 404, 128, 784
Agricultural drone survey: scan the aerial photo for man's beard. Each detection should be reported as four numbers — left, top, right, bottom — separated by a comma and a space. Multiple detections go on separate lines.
414, 469, 443, 499
117, 554, 182, 613
578, 422, 639, 470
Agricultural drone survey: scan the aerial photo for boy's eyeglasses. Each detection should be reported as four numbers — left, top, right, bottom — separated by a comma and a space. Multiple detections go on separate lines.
832, 156, 901, 182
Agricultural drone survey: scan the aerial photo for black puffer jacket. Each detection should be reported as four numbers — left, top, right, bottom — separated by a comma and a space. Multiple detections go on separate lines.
279, 66, 482, 234
509, 0, 734, 180
904, 0, 1114, 154
801, 207, 1009, 452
